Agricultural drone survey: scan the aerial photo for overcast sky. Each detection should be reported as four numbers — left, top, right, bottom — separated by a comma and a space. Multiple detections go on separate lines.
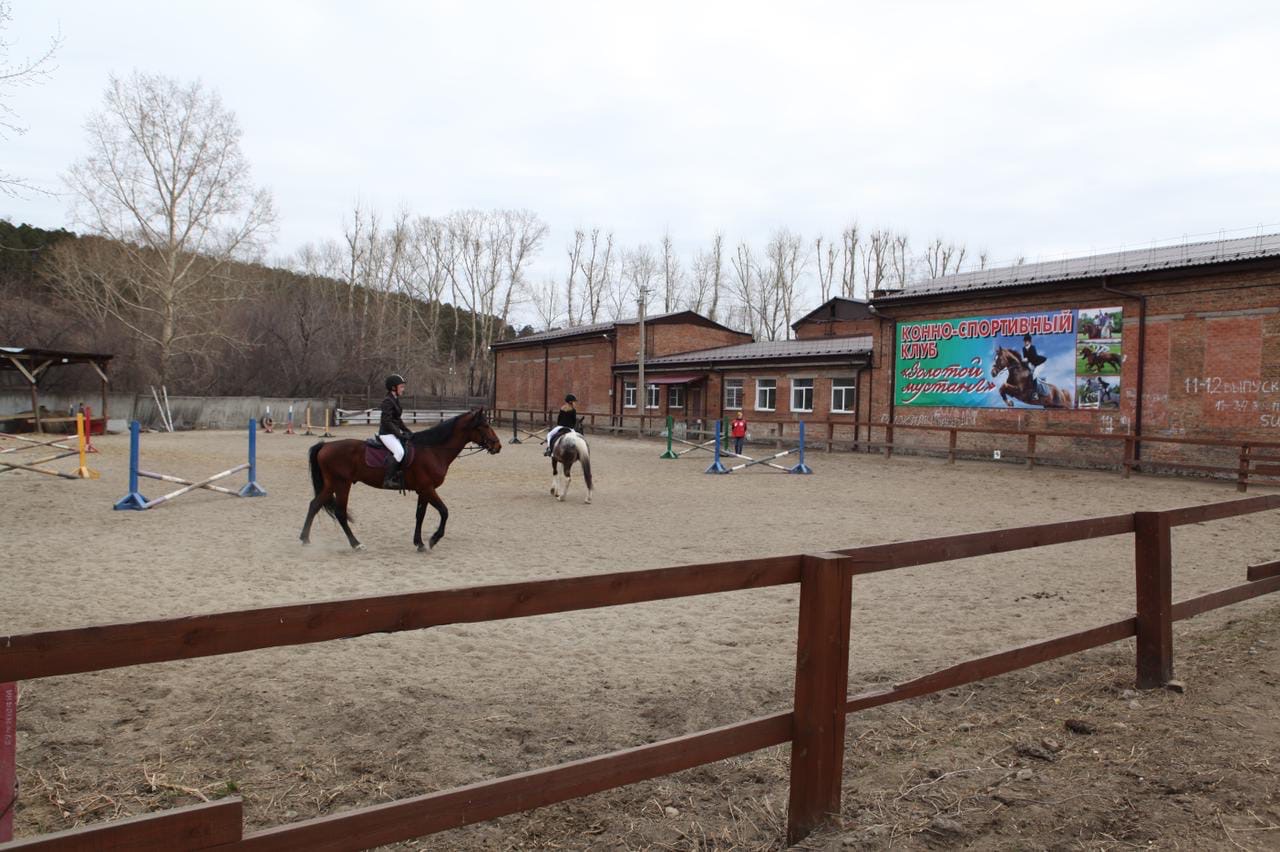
4, 1, 1279, 323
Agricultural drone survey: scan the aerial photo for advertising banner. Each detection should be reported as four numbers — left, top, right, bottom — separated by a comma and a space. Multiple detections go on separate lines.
895, 307, 1123, 410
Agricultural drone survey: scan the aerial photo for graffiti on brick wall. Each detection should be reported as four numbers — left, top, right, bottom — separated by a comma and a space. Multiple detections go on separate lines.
1183, 377, 1280, 428
882, 409, 981, 427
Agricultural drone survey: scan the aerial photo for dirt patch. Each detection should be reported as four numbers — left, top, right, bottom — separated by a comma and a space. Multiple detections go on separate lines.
2, 426, 1278, 848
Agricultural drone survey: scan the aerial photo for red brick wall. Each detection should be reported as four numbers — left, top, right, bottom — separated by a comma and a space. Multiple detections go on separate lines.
615, 321, 750, 360
864, 265, 1280, 455
493, 336, 614, 415
794, 318, 878, 340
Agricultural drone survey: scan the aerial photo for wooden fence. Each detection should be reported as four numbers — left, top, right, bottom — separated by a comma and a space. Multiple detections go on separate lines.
2, 496, 1279, 850
494, 408, 1280, 491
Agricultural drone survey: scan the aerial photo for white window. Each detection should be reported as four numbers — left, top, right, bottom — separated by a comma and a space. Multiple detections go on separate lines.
724, 379, 744, 410
791, 378, 814, 412
623, 382, 636, 408
668, 385, 684, 408
831, 378, 856, 413
646, 383, 660, 409
755, 379, 776, 411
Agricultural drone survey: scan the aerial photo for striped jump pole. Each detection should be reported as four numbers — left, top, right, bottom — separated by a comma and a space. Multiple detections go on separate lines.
660, 415, 678, 459
704, 419, 729, 474
114, 419, 266, 510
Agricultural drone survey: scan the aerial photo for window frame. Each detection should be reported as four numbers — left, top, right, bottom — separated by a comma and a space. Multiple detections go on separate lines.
623, 381, 636, 408
724, 378, 744, 410
831, 378, 856, 414
668, 385, 685, 409
755, 378, 777, 412
790, 378, 814, 413
646, 383, 660, 410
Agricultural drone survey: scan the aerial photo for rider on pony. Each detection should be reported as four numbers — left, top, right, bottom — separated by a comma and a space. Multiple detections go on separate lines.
544, 393, 579, 457
379, 373, 412, 488
1020, 334, 1050, 402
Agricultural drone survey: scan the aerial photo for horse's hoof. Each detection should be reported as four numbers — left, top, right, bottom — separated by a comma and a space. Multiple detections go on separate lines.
417, 544, 427, 553
353, 543, 366, 552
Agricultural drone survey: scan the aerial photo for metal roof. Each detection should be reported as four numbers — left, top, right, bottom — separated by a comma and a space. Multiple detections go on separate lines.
628, 335, 873, 367
491, 311, 709, 348
877, 232, 1280, 300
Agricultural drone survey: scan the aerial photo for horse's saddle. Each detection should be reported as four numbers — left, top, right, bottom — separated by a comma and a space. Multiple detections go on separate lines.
364, 438, 414, 469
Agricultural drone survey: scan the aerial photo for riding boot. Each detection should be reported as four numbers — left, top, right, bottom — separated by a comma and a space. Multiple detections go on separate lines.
383, 458, 402, 490
543, 440, 553, 457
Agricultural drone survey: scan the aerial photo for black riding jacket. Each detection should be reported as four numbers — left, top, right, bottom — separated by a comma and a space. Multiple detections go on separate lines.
1021, 344, 1046, 368
378, 393, 410, 438
556, 405, 578, 429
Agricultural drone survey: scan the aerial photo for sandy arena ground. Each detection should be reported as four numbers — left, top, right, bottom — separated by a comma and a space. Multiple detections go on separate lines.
2, 424, 1278, 849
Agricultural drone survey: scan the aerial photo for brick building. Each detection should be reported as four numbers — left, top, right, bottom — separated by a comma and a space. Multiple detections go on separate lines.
492, 233, 1280, 461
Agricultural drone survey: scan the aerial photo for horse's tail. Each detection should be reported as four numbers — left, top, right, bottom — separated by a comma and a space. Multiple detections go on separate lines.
308, 442, 339, 520
577, 436, 593, 492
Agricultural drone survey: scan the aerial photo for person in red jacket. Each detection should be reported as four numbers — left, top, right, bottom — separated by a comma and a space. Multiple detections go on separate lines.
729, 411, 747, 455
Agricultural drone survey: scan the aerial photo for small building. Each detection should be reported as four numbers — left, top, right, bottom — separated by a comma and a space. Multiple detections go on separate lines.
490, 311, 750, 420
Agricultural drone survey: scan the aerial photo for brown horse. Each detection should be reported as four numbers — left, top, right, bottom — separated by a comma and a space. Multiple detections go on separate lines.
990, 347, 1073, 409
1079, 345, 1122, 373
300, 408, 501, 552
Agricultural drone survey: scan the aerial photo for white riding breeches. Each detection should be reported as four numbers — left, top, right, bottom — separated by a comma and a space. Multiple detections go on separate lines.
379, 433, 405, 462
546, 426, 567, 448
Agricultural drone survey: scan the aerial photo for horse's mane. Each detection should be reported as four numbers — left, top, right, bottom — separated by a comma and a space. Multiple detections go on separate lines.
409, 410, 477, 447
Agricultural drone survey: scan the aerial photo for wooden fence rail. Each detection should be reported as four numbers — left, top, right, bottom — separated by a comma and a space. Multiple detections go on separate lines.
2, 495, 1278, 850
493, 408, 1280, 491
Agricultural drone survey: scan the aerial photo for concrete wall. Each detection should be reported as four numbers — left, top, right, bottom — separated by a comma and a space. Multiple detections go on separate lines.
0, 393, 335, 432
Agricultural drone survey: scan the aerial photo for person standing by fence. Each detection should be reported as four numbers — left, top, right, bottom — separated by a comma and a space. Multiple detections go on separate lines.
730, 411, 747, 455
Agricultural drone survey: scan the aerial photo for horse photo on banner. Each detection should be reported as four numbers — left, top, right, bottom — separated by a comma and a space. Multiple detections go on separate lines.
894, 307, 1125, 411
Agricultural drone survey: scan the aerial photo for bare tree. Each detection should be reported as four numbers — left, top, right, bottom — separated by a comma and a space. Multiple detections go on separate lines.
840, 224, 859, 298
922, 237, 967, 279
660, 230, 683, 312
60, 72, 275, 387
890, 233, 911, 288
0, 1, 61, 196
814, 235, 837, 303
577, 228, 614, 324
529, 275, 562, 330
625, 244, 659, 314
860, 229, 892, 296
762, 228, 805, 339
564, 230, 585, 325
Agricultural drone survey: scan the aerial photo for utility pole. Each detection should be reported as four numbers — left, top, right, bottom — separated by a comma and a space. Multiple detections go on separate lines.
637, 286, 650, 432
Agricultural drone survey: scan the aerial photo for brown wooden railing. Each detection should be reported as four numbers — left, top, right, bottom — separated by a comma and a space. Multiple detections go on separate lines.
494, 409, 1280, 492
3, 496, 1278, 850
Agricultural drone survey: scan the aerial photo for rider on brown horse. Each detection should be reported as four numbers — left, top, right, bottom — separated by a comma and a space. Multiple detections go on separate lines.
1020, 335, 1050, 402
379, 373, 412, 489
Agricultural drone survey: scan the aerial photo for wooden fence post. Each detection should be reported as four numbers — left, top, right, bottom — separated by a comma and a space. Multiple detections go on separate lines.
948, 429, 957, 464
1237, 444, 1251, 493
1133, 511, 1173, 689
884, 425, 894, 459
787, 553, 853, 845
1122, 436, 1135, 478
1026, 433, 1037, 470
1, 681, 14, 843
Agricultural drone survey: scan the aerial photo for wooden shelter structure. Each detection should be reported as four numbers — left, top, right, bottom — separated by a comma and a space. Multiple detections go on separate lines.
0, 346, 112, 433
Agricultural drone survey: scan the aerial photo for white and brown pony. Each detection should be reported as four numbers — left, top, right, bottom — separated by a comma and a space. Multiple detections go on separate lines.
549, 431, 593, 503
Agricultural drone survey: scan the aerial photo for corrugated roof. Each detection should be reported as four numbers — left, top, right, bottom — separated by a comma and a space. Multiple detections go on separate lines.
632, 336, 873, 367
877, 232, 1280, 300
491, 311, 703, 348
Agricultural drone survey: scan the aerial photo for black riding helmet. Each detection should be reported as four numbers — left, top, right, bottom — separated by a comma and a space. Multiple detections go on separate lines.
565, 393, 577, 403
386, 373, 406, 391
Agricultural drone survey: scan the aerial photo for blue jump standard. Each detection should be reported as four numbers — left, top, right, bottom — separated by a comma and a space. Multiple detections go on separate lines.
112, 420, 149, 509
114, 418, 266, 510
704, 419, 729, 474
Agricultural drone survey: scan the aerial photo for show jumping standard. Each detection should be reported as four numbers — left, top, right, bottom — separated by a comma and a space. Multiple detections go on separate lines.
549, 430, 592, 503
0, 412, 98, 480
991, 346, 1073, 409
114, 419, 266, 510
301, 407, 502, 551
704, 419, 813, 474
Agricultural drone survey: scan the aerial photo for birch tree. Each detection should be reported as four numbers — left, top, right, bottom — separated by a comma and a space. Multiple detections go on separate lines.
577, 228, 614, 323
60, 72, 275, 387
